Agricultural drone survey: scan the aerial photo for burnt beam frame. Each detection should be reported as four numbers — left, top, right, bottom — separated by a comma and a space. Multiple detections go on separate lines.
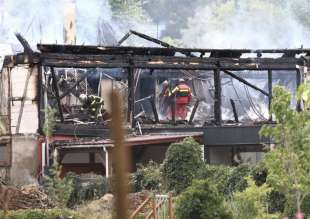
214, 69, 222, 125
50, 67, 64, 122
40, 53, 303, 70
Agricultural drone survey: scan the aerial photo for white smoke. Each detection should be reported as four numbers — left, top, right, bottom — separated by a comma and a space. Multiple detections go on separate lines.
0, 0, 160, 48
181, 0, 310, 49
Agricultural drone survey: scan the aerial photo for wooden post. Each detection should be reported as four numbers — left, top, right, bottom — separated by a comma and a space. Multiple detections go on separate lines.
152, 195, 157, 219
168, 192, 174, 219
51, 67, 64, 122
127, 67, 136, 127
268, 70, 272, 120
110, 91, 130, 219
296, 69, 302, 112
214, 69, 222, 125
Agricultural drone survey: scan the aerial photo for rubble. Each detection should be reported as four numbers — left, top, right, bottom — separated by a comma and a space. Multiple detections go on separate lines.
0, 184, 52, 210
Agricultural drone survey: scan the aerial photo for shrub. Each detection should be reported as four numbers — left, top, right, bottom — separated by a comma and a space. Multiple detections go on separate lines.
227, 177, 279, 219
68, 173, 111, 207
0, 209, 83, 219
43, 165, 74, 208
130, 161, 162, 192
162, 137, 203, 194
196, 164, 232, 194
175, 179, 233, 219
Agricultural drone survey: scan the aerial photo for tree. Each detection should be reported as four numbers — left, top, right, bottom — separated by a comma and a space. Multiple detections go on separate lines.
109, 0, 150, 21
260, 85, 310, 213
227, 177, 278, 219
130, 160, 163, 192
175, 179, 233, 219
162, 137, 203, 194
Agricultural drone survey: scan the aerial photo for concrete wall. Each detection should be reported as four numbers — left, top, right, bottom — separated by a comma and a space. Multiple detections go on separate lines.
10, 135, 38, 185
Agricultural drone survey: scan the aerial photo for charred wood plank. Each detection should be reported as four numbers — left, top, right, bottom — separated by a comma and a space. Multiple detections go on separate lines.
189, 100, 200, 124
230, 99, 239, 123
223, 70, 269, 96
51, 67, 64, 122
59, 74, 88, 99
149, 97, 159, 123
214, 69, 222, 125
268, 70, 272, 120
117, 32, 132, 46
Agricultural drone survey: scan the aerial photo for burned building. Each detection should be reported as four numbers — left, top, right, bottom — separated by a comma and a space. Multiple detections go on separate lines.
0, 32, 309, 184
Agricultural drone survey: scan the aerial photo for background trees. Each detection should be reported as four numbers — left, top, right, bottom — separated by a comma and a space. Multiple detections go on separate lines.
260, 86, 310, 214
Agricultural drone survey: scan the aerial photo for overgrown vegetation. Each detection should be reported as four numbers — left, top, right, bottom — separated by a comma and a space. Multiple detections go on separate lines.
260, 85, 310, 214
43, 165, 75, 209
0, 209, 83, 219
131, 160, 162, 192
175, 179, 233, 219
161, 137, 203, 194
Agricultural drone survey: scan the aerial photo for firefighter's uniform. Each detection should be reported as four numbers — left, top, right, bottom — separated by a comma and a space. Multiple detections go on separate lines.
170, 81, 192, 120
81, 95, 104, 119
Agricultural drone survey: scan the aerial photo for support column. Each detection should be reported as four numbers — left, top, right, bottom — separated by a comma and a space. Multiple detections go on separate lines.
268, 70, 272, 120
51, 67, 64, 122
127, 67, 135, 128
296, 69, 302, 112
214, 69, 222, 125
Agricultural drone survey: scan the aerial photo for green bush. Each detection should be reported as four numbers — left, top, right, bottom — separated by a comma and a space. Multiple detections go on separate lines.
130, 161, 162, 192
196, 164, 232, 194
43, 165, 75, 208
0, 209, 83, 219
68, 173, 111, 207
162, 137, 203, 194
175, 179, 233, 219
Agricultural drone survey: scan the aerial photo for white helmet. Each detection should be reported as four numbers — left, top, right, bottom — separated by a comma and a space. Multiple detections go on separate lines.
162, 80, 169, 85
79, 94, 87, 102
179, 78, 185, 83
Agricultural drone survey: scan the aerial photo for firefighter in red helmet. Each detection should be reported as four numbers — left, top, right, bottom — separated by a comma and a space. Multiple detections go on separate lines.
170, 78, 192, 120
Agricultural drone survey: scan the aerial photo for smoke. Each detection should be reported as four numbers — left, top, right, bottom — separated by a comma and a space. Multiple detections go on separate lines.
181, 0, 310, 49
0, 0, 160, 49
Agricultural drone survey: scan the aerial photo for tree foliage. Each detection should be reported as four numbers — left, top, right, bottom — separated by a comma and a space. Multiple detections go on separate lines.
109, 0, 150, 21
131, 160, 162, 192
42, 107, 56, 138
43, 164, 74, 209
260, 85, 310, 213
227, 177, 278, 219
162, 137, 203, 194
176, 179, 233, 219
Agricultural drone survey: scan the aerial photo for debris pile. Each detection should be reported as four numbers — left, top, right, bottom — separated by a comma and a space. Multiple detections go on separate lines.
0, 185, 52, 210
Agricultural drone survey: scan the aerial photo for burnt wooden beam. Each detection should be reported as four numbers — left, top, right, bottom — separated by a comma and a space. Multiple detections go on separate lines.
223, 70, 269, 96
214, 69, 222, 125
41, 53, 303, 70
171, 97, 176, 124
296, 69, 302, 112
268, 70, 273, 120
128, 67, 135, 128
15, 33, 34, 58
149, 97, 159, 123
189, 100, 200, 124
230, 99, 239, 123
51, 67, 64, 122
59, 74, 88, 99
117, 32, 132, 46
37, 43, 310, 56
129, 30, 173, 48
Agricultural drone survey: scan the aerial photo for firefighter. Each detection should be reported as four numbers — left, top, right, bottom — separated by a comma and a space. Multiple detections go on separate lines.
170, 78, 192, 120
79, 94, 104, 119
159, 80, 171, 116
